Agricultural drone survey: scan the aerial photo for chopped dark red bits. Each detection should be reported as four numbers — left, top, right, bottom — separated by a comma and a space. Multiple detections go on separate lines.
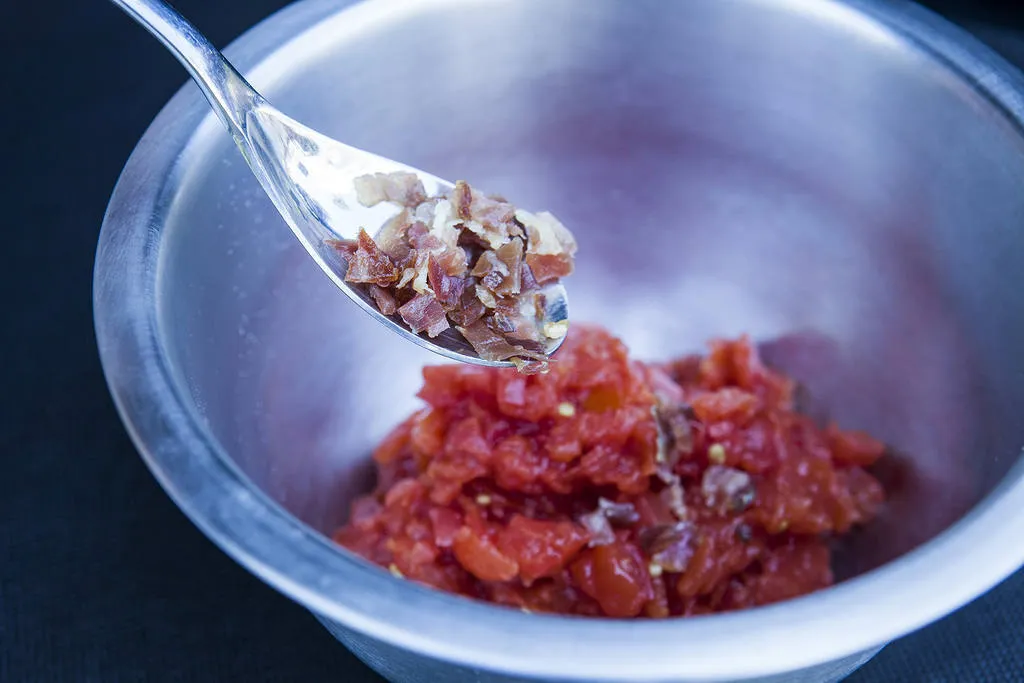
334, 325, 888, 618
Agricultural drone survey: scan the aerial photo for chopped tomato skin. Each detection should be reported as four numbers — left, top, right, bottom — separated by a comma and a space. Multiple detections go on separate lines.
334, 326, 887, 618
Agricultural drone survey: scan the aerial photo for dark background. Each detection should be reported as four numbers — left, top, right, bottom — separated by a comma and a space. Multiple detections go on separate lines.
3, 1, 1024, 681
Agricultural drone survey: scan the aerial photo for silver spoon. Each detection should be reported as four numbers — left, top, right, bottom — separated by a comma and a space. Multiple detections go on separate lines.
110, 0, 569, 367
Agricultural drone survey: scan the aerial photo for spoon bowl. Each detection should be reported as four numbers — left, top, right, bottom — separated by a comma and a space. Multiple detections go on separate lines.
111, 0, 569, 365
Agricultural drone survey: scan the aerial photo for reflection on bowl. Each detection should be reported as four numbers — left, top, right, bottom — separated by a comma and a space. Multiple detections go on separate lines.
95, 0, 1024, 681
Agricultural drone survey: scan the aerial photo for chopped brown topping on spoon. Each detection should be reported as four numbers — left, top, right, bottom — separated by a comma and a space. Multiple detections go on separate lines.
331, 174, 576, 371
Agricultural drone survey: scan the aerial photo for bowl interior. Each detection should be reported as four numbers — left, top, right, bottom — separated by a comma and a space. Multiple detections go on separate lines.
158, 0, 1024, 582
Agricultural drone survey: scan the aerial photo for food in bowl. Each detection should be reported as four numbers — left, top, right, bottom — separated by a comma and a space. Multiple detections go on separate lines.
334, 324, 886, 618
329, 173, 578, 372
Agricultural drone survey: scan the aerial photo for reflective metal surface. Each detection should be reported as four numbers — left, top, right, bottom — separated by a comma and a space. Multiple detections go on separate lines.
95, 0, 1024, 681
108, 0, 567, 367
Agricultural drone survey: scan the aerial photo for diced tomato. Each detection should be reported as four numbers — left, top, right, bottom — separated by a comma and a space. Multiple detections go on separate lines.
498, 515, 589, 584
334, 325, 887, 619
572, 542, 653, 618
452, 527, 519, 582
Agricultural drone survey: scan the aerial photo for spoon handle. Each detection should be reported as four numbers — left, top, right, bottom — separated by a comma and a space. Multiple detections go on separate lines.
108, 0, 263, 141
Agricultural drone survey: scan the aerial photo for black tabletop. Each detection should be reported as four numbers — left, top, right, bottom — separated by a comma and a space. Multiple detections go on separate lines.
3, 1, 1024, 681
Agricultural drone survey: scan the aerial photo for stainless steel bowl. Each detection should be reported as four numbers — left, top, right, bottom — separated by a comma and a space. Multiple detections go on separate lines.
94, 0, 1024, 681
